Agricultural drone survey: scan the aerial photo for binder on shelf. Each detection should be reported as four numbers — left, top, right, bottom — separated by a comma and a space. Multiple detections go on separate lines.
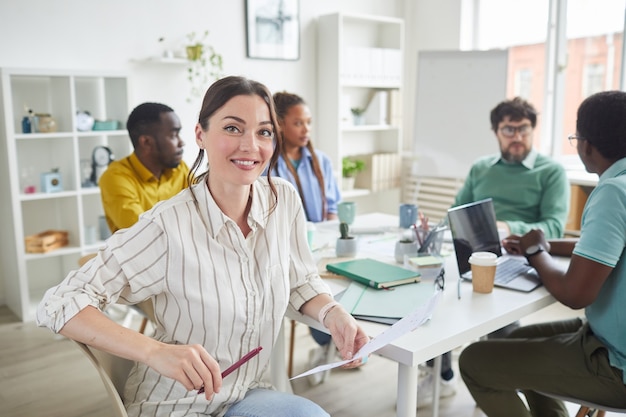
364, 90, 389, 125
326, 258, 420, 289
354, 153, 402, 192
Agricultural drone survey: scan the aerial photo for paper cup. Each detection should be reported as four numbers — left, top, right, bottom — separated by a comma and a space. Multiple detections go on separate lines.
469, 251, 497, 293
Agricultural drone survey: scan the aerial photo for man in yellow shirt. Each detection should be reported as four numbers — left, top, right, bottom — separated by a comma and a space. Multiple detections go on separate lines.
99, 102, 190, 233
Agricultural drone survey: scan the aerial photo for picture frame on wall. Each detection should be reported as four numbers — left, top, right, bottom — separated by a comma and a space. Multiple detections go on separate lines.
245, 0, 300, 60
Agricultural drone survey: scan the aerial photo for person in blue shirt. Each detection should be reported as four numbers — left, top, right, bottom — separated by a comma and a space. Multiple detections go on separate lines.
459, 90, 626, 416
271, 91, 341, 222
270, 91, 342, 385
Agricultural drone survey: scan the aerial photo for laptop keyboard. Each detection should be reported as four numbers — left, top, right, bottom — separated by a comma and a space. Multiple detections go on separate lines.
495, 258, 532, 284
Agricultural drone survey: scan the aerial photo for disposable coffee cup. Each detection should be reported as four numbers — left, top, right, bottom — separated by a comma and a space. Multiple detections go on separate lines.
469, 251, 498, 293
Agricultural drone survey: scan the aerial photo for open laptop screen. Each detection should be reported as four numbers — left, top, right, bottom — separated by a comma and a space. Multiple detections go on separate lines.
447, 198, 502, 275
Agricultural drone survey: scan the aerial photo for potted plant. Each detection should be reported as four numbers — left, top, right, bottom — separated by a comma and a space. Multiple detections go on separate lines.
341, 157, 365, 190
350, 107, 366, 125
395, 237, 418, 264
185, 30, 224, 101
336, 222, 358, 257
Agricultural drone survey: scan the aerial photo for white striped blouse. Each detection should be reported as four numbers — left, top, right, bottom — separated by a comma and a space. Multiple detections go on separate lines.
37, 177, 331, 417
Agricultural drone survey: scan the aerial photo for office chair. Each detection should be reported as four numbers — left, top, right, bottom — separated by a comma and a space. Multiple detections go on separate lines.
74, 341, 133, 417
536, 391, 626, 417
78, 253, 155, 334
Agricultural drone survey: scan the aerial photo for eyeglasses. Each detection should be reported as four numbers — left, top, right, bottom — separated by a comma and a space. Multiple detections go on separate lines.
567, 134, 584, 147
435, 268, 445, 291
499, 124, 532, 138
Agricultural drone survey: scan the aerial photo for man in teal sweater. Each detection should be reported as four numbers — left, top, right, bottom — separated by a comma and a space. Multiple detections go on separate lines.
454, 97, 569, 238
417, 97, 570, 408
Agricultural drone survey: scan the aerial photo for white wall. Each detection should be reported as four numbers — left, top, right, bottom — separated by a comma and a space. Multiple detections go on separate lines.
0, 0, 403, 166
0, 0, 462, 308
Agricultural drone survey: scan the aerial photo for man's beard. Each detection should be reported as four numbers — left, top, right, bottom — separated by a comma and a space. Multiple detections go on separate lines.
501, 147, 530, 163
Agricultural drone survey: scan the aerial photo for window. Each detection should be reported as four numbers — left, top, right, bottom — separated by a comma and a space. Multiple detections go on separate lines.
465, 0, 626, 164
514, 68, 533, 99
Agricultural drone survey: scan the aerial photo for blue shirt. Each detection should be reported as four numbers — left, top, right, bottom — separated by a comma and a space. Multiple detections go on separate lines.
574, 157, 626, 382
271, 147, 341, 223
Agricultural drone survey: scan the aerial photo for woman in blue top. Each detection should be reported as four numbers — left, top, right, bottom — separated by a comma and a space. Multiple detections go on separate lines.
272, 91, 342, 384
272, 91, 341, 222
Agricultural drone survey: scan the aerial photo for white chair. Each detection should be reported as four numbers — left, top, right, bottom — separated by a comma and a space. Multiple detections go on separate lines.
74, 341, 133, 417
536, 391, 626, 417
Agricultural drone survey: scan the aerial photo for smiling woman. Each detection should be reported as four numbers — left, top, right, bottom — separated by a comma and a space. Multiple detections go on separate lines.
37, 76, 369, 417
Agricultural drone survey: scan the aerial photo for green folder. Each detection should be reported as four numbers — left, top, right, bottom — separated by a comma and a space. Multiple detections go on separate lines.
326, 258, 420, 289
338, 281, 435, 324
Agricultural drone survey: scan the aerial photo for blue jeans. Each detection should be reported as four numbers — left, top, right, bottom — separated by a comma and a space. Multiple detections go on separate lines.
310, 327, 332, 346
224, 388, 329, 417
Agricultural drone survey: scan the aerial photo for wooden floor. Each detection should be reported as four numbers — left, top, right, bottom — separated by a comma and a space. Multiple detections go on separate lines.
0, 302, 619, 417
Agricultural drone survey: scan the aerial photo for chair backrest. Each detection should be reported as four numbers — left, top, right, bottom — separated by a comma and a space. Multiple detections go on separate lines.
403, 175, 465, 223
74, 341, 133, 417
536, 391, 626, 417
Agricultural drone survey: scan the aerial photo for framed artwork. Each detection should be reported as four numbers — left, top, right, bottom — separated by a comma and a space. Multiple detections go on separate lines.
245, 0, 300, 60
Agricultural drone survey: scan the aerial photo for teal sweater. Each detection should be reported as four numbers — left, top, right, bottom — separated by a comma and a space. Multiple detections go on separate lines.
454, 151, 570, 238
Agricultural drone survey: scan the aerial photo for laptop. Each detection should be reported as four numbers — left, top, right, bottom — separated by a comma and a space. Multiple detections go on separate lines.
447, 198, 542, 292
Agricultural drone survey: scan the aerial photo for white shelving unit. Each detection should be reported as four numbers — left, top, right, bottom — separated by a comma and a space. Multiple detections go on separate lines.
0, 68, 131, 321
316, 13, 404, 206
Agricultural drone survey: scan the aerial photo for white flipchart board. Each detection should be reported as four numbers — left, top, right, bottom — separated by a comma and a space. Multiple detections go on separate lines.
413, 50, 508, 178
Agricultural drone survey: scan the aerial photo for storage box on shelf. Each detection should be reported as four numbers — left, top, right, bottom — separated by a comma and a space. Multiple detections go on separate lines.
0, 68, 131, 321
317, 13, 404, 212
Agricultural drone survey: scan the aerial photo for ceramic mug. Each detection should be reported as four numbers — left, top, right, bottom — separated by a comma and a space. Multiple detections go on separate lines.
399, 203, 418, 229
338, 201, 356, 225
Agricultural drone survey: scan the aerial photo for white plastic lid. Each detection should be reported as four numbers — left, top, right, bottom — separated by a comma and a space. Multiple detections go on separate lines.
306, 221, 316, 231
469, 251, 498, 266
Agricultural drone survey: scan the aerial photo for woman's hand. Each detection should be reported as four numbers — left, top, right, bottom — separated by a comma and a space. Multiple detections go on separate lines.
324, 305, 370, 368
146, 342, 222, 399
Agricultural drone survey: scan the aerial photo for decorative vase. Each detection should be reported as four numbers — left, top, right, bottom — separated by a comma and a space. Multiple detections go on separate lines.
342, 176, 355, 191
395, 240, 418, 263
336, 237, 358, 258
186, 44, 203, 61
353, 114, 365, 126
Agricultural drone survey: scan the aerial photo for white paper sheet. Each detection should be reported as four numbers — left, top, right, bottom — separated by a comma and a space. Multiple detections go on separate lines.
290, 289, 442, 380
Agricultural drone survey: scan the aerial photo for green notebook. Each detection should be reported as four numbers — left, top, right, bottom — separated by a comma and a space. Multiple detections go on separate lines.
326, 258, 420, 289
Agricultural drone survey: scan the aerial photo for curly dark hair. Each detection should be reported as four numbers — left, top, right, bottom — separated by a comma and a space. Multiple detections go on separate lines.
490, 97, 538, 131
273, 91, 327, 221
126, 102, 174, 148
576, 90, 626, 160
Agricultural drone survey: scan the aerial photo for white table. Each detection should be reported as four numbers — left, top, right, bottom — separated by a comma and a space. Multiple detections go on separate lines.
272, 213, 559, 417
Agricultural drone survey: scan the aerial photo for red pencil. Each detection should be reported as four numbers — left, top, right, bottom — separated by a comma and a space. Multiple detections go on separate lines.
198, 346, 263, 394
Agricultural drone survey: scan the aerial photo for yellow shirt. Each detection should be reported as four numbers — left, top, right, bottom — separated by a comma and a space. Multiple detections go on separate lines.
99, 153, 190, 232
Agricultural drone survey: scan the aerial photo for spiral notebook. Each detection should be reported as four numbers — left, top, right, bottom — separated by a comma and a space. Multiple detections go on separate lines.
325, 258, 421, 289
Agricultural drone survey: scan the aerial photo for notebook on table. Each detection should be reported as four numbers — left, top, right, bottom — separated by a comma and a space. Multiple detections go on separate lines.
447, 198, 542, 292
326, 258, 421, 289
338, 281, 434, 324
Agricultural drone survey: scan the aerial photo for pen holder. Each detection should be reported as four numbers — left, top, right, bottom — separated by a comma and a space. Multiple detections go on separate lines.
417, 228, 445, 256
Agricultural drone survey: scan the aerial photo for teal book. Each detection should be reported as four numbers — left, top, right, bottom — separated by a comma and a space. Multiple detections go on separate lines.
326, 258, 420, 289
338, 281, 435, 324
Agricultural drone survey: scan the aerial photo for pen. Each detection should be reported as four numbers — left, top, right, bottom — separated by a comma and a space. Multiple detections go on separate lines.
198, 346, 263, 394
